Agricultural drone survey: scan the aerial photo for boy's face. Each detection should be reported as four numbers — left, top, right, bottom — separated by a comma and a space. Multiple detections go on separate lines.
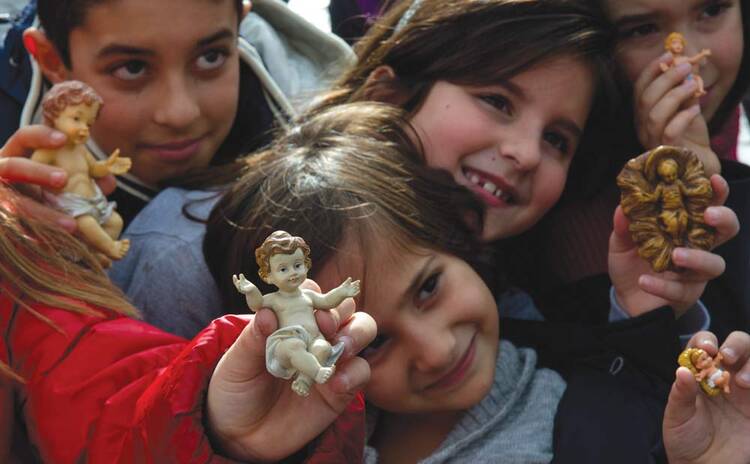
409, 56, 594, 242
266, 248, 308, 292
604, 0, 743, 123
316, 234, 499, 414
55, 0, 240, 186
53, 102, 99, 145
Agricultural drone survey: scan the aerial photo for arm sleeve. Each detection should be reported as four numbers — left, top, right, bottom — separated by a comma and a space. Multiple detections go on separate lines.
5, 302, 364, 463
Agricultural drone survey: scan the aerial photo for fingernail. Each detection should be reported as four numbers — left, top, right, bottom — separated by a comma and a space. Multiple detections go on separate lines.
704, 207, 719, 223
336, 335, 354, 357
673, 248, 688, 263
721, 347, 736, 361
50, 131, 66, 143
739, 372, 750, 385
659, 52, 672, 62
700, 338, 717, 349
682, 78, 697, 89
49, 170, 66, 187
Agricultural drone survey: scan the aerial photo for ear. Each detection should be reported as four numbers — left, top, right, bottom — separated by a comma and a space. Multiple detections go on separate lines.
23, 28, 70, 83
362, 65, 411, 105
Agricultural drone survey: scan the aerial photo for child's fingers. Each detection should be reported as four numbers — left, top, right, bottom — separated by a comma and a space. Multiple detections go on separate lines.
326, 356, 371, 395
671, 248, 725, 279
609, 206, 634, 253
719, 331, 750, 371
0, 156, 67, 188
638, 62, 692, 121
664, 367, 700, 429
0, 125, 66, 159
662, 104, 701, 145
637, 275, 703, 311
633, 52, 675, 101
333, 311, 376, 360
703, 206, 739, 248
709, 175, 730, 206
687, 331, 719, 355
222, 313, 274, 380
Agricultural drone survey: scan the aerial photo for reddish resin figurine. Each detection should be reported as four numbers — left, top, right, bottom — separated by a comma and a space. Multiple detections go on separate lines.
661, 32, 711, 97
233, 231, 360, 397
617, 146, 715, 272
679, 347, 731, 396
31, 80, 132, 266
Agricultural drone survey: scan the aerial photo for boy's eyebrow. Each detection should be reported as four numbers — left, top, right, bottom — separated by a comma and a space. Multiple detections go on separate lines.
398, 254, 437, 309
96, 28, 236, 59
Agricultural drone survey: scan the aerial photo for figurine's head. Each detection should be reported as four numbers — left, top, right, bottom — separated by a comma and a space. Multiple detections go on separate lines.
657, 158, 678, 183
690, 348, 712, 369
664, 32, 686, 55
255, 231, 312, 291
315, 0, 618, 237
42, 81, 102, 145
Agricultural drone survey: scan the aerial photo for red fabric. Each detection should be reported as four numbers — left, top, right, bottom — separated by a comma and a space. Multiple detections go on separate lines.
0, 292, 365, 463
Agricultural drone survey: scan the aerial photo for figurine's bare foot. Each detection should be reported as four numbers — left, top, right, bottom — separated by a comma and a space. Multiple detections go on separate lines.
291, 375, 312, 397
314, 366, 335, 384
106, 239, 130, 260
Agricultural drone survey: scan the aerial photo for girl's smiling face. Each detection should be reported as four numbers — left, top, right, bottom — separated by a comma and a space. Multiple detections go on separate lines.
55, 0, 241, 186
409, 56, 595, 241
604, 0, 743, 122
316, 234, 499, 414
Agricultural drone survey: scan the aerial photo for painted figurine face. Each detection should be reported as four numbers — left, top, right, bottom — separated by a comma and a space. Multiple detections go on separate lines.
267, 248, 309, 292
57, 0, 240, 186
316, 235, 499, 413
54, 102, 100, 145
409, 55, 595, 241
657, 159, 678, 182
669, 37, 685, 54
603, 0, 743, 122
696, 351, 713, 369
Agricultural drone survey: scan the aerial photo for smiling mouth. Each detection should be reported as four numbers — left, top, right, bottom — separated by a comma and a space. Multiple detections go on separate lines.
462, 167, 515, 204
426, 333, 477, 391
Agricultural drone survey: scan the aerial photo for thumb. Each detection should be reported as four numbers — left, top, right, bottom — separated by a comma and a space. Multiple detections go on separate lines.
664, 367, 699, 430
609, 206, 634, 254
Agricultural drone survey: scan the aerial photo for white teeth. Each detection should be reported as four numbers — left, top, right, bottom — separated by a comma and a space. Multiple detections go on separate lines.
483, 181, 497, 193
494, 189, 504, 198
470, 174, 480, 184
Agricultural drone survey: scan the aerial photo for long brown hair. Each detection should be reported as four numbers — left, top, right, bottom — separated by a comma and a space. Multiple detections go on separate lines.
204, 102, 493, 311
0, 186, 137, 380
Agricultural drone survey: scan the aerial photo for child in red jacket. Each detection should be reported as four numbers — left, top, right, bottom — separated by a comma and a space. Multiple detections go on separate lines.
0, 185, 375, 463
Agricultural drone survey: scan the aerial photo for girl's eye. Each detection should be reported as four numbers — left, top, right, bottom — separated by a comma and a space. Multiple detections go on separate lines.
700, 1, 731, 20
417, 272, 440, 304
479, 94, 512, 115
112, 60, 147, 81
294, 263, 302, 269
361, 334, 390, 361
196, 49, 227, 71
280, 267, 287, 273
619, 23, 658, 40
543, 131, 570, 156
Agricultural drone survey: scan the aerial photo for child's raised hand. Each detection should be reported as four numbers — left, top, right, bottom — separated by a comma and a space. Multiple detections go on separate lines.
609, 175, 738, 317
633, 53, 719, 176
104, 148, 132, 175
232, 273, 256, 294
206, 278, 376, 462
663, 331, 750, 463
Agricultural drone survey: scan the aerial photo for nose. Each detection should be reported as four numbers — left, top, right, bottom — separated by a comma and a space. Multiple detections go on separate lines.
152, 74, 201, 129
409, 324, 456, 373
499, 135, 542, 172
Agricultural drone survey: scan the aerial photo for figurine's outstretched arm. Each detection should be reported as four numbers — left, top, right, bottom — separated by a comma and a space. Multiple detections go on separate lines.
688, 49, 711, 64
233, 273, 263, 313
308, 278, 361, 310
88, 149, 131, 178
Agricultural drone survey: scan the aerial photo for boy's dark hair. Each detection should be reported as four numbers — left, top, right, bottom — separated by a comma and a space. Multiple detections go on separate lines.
37, 0, 244, 68
204, 102, 494, 311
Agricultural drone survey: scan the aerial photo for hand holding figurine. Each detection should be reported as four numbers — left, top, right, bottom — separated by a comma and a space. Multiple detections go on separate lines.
207, 278, 376, 462
663, 331, 750, 464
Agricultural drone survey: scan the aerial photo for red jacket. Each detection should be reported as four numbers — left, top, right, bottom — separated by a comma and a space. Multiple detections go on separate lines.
0, 292, 365, 463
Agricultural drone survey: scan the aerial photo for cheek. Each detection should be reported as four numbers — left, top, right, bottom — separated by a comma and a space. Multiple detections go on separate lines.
616, 47, 654, 84
533, 163, 568, 211
90, 96, 145, 152
201, 65, 240, 130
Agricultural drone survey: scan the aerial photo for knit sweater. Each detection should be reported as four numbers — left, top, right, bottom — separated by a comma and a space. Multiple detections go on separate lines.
363, 340, 565, 464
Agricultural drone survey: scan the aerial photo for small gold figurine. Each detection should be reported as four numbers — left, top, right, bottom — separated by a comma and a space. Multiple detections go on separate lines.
31, 80, 132, 266
660, 32, 711, 97
678, 348, 731, 396
233, 231, 360, 397
617, 146, 714, 272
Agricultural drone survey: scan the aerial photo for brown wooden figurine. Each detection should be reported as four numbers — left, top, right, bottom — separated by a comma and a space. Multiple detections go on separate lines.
617, 145, 714, 272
